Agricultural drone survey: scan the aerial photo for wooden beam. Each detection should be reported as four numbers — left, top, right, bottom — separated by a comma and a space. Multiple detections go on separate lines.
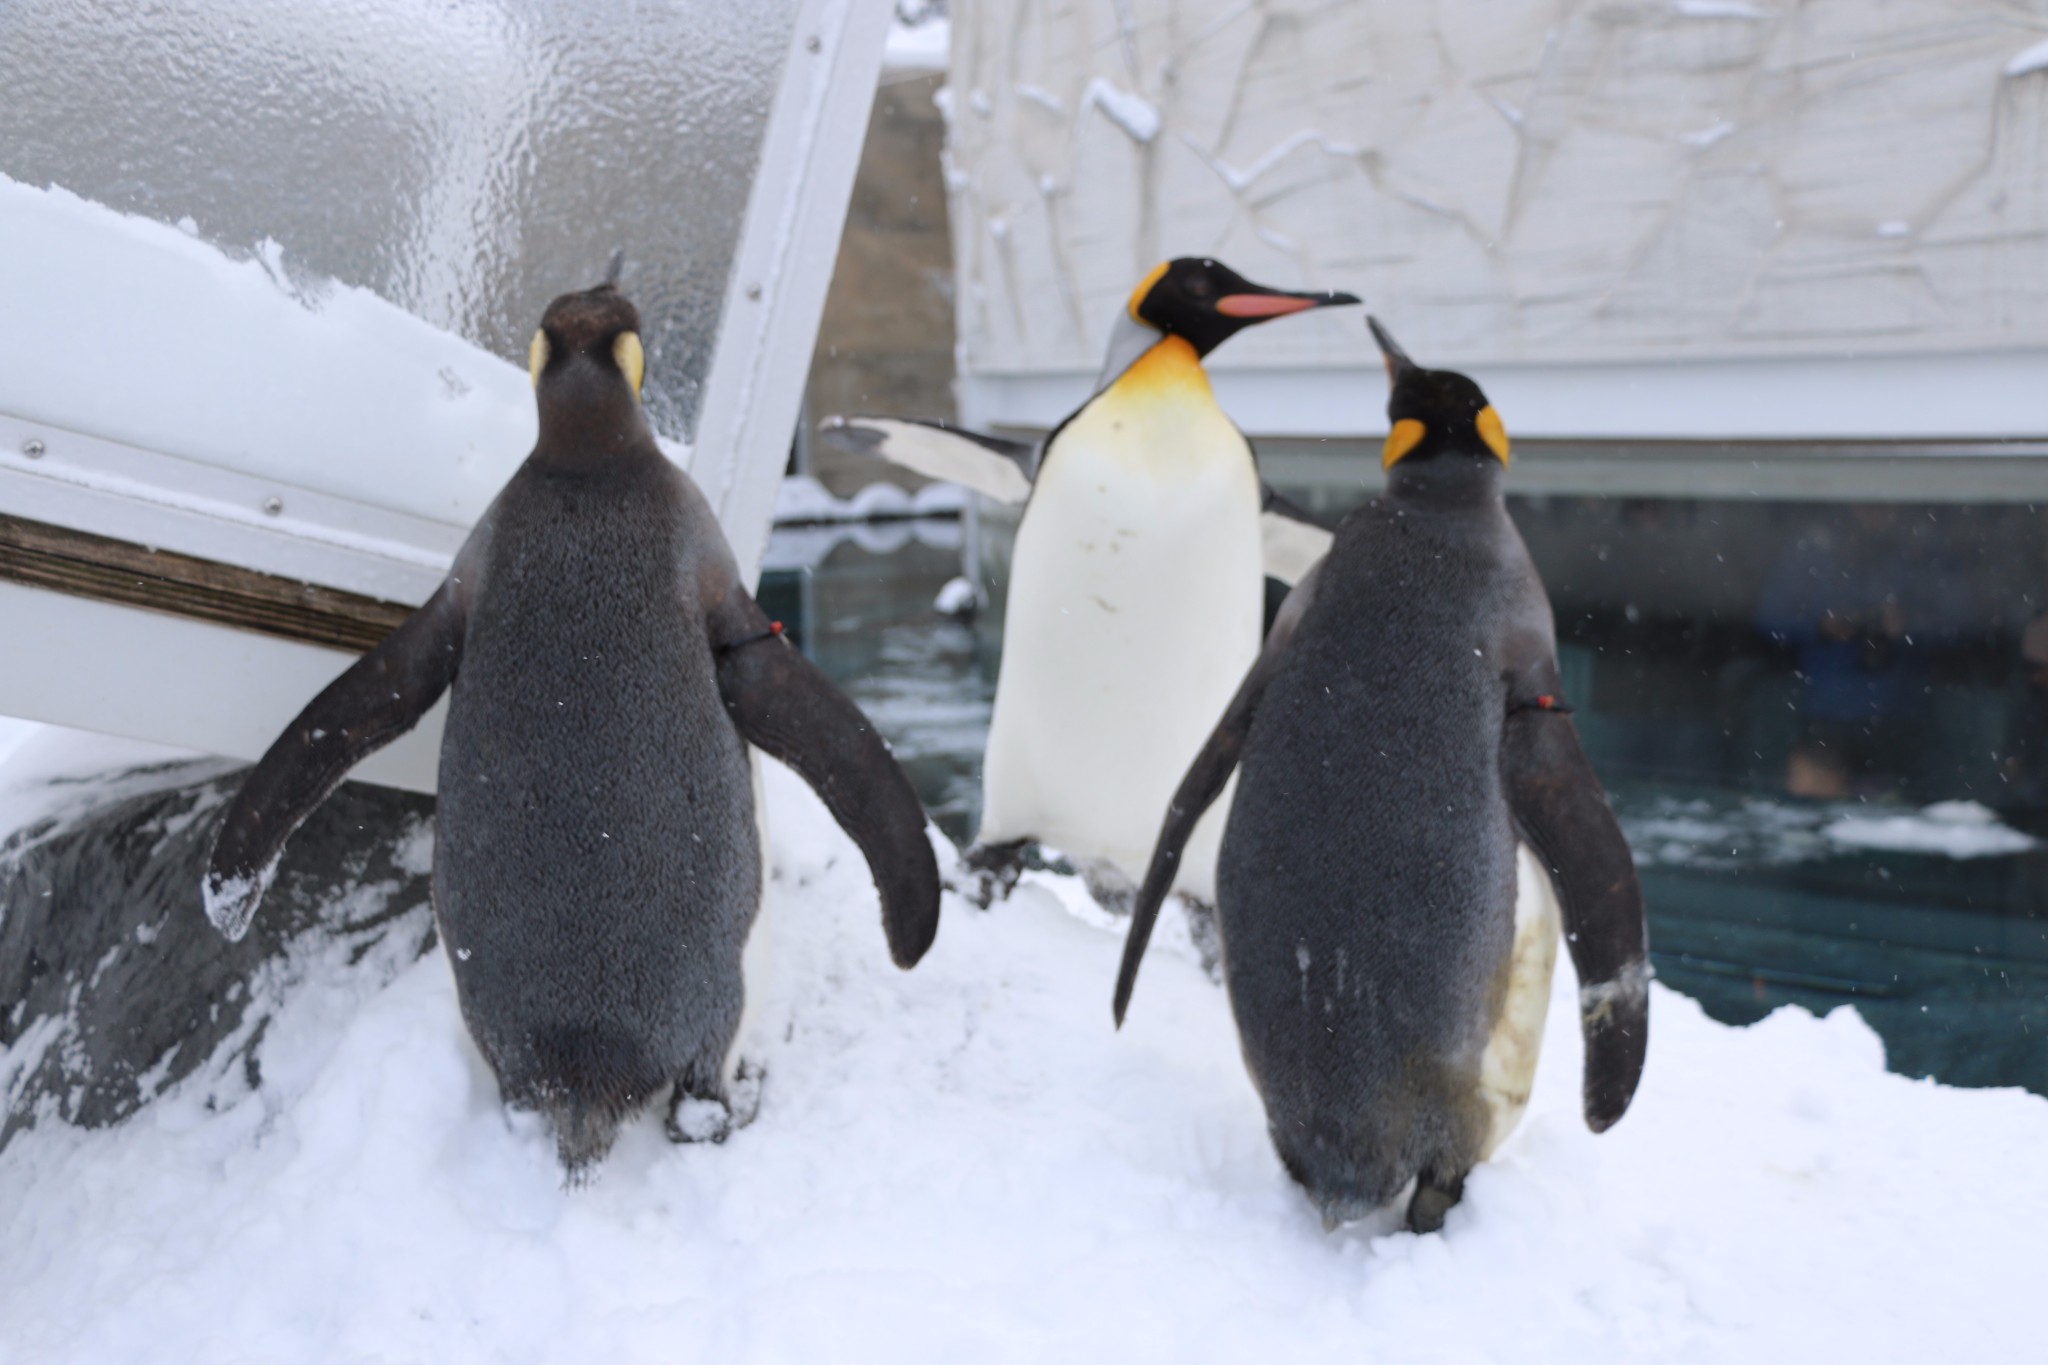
0, 513, 410, 653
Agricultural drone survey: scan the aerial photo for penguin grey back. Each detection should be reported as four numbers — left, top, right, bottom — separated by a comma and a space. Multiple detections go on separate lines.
1112, 319, 1647, 1232
437, 449, 757, 1170
1218, 484, 1535, 1217
203, 282, 942, 1178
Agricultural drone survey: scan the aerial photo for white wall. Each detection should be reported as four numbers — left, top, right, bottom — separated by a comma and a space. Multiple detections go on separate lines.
946, 0, 2048, 439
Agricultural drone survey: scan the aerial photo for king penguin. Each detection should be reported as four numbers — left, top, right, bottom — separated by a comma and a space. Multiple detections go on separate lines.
1114, 318, 1650, 1233
204, 281, 940, 1176
833, 259, 1356, 908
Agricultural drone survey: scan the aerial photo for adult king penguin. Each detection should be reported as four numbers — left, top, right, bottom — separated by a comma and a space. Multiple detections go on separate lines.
1114, 318, 1649, 1233
205, 281, 940, 1175
834, 259, 1356, 907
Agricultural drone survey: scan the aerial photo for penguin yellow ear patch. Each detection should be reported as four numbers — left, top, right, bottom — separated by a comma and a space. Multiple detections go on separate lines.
527, 330, 549, 388
1383, 419, 1426, 470
1127, 260, 1172, 322
1477, 405, 1510, 464
614, 331, 646, 398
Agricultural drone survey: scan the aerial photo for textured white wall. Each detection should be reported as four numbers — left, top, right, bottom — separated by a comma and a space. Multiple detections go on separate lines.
947, 0, 2048, 389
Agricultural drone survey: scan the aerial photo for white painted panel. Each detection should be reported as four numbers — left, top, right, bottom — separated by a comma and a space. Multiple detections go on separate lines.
0, 581, 442, 792
948, 0, 2048, 439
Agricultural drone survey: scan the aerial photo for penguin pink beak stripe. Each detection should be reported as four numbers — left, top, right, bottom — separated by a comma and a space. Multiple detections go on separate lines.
1216, 293, 1322, 319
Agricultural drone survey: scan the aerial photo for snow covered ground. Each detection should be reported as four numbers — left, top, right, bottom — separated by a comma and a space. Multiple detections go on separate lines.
2, 749, 2043, 1362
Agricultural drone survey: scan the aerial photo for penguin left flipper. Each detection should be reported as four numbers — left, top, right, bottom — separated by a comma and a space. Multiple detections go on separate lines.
712, 598, 941, 969
821, 415, 1331, 586
1501, 702, 1651, 1132
1113, 563, 1327, 1024
818, 416, 1036, 503
204, 579, 469, 941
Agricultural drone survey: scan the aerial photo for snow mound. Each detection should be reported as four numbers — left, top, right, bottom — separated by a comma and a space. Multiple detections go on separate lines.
2, 761, 2043, 1359
1822, 800, 2037, 858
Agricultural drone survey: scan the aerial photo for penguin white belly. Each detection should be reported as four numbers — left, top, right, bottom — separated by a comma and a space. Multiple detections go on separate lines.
978, 339, 1263, 902
1477, 844, 1562, 1158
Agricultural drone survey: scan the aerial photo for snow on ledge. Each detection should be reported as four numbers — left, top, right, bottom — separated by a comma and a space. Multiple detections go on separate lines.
1083, 78, 1160, 143
2005, 37, 2048, 78
772, 473, 968, 524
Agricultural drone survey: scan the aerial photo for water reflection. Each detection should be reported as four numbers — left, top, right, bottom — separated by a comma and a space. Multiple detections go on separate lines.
768, 493, 2048, 1096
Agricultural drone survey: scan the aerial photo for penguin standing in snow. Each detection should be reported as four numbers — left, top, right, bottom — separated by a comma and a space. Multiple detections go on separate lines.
830, 259, 1355, 908
1114, 318, 1649, 1232
205, 282, 940, 1175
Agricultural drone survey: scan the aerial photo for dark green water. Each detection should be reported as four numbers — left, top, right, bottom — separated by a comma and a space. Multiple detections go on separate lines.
765, 498, 2048, 1097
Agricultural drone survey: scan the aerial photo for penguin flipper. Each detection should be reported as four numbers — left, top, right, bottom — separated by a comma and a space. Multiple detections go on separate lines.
1114, 562, 1326, 1025
203, 580, 467, 942
817, 416, 1036, 503
714, 602, 941, 969
1501, 708, 1650, 1132
1259, 485, 1335, 586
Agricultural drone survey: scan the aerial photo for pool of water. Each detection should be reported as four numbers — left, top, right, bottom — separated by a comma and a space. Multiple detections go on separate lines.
765, 509, 2048, 1097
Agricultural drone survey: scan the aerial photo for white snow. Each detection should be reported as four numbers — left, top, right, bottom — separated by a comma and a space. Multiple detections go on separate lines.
2, 754, 2043, 1359
2003, 37, 2048, 78
0, 716, 39, 768
932, 576, 978, 614
1675, 0, 1770, 18
0, 175, 536, 529
1822, 799, 2038, 859
1082, 78, 1161, 144
882, 13, 950, 76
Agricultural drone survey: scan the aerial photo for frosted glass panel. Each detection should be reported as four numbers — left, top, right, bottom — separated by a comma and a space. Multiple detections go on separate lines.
0, 0, 801, 441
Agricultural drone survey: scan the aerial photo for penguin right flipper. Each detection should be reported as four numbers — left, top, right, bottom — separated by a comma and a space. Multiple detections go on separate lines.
713, 598, 941, 969
817, 416, 1036, 503
1501, 704, 1650, 1132
204, 580, 468, 941
1259, 485, 1335, 586
1113, 562, 1326, 1025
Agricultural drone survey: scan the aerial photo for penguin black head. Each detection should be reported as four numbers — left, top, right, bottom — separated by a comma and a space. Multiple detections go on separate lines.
530, 283, 644, 397
1129, 258, 1359, 358
1369, 316, 1510, 470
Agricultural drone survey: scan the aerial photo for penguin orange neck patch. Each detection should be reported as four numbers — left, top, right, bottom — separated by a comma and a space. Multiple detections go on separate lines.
1115, 334, 1213, 401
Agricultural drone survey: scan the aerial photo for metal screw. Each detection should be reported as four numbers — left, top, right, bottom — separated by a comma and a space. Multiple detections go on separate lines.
746, 282, 763, 300
22, 438, 45, 459
806, 34, 821, 52
262, 496, 284, 516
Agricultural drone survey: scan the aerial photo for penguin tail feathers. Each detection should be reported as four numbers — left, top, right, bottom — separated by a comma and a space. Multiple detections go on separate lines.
507, 1026, 672, 1177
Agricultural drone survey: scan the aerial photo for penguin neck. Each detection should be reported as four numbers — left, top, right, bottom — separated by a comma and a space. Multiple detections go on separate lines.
533, 375, 654, 467
1385, 455, 1504, 510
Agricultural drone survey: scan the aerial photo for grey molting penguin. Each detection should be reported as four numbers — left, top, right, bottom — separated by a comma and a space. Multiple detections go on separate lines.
1113, 317, 1650, 1234
826, 259, 1357, 909
204, 282, 941, 1176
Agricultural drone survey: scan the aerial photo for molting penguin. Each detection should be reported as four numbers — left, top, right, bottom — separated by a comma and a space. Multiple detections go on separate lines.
204, 282, 940, 1175
1114, 318, 1649, 1232
832, 260, 1356, 907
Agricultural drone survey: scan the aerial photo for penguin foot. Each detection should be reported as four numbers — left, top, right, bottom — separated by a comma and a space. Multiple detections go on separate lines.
957, 839, 1031, 907
1405, 1167, 1468, 1234
665, 1061, 766, 1145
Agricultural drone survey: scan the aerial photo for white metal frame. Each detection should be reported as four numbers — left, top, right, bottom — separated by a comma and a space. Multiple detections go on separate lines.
0, 0, 892, 789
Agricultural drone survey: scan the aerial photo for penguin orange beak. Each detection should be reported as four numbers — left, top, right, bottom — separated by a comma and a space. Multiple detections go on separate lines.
1218, 289, 1360, 319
